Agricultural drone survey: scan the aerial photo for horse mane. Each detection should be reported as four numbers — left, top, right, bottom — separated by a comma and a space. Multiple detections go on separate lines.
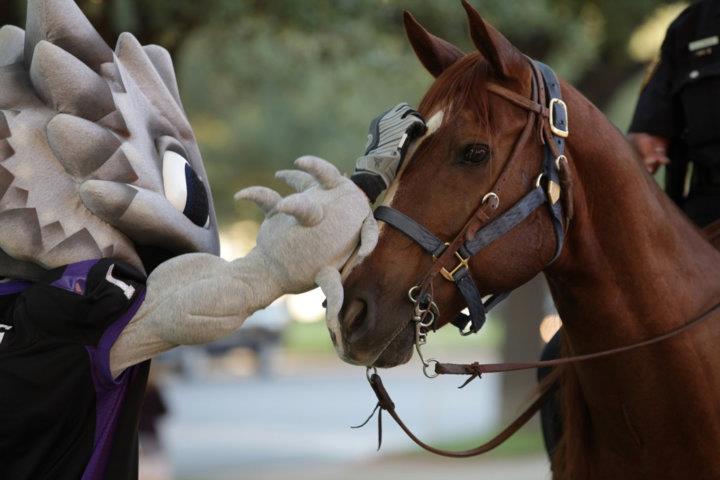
418, 53, 495, 143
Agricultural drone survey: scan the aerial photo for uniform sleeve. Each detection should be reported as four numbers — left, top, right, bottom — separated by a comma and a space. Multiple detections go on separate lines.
18, 259, 146, 351
628, 25, 679, 137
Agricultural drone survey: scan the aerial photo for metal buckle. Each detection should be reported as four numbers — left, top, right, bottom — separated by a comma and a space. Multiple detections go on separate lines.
431, 243, 470, 282
440, 250, 470, 282
548, 98, 569, 138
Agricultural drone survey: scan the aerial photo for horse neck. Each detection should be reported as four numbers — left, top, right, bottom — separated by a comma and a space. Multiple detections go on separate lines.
544, 85, 720, 349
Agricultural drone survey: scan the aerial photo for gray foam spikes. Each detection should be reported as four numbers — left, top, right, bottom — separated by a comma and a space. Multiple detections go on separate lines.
47, 113, 121, 178
0, 208, 43, 261
24, 0, 113, 71
43, 228, 103, 266
0, 0, 219, 280
0, 26, 25, 67
90, 148, 138, 184
40, 220, 65, 247
0, 164, 14, 199
30, 41, 115, 121
143, 45, 183, 108
114, 33, 193, 138
0, 111, 10, 138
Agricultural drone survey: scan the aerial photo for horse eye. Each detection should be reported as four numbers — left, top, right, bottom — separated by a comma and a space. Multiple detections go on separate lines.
459, 144, 490, 165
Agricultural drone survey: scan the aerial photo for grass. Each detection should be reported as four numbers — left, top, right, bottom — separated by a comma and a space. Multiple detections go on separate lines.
398, 426, 545, 459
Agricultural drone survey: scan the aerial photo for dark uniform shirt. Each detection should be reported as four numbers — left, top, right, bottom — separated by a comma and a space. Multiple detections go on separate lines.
0, 258, 149, 480
629, 0, 720, 227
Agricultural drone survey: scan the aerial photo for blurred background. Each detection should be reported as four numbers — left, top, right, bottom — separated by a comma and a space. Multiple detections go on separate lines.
0, 1, 688, 478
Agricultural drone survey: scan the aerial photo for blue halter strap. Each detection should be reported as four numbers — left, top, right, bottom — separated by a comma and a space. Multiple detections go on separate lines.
374, 59, 569, 335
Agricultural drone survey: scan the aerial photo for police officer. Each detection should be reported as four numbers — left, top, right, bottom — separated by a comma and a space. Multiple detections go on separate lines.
628, 0, 720, 227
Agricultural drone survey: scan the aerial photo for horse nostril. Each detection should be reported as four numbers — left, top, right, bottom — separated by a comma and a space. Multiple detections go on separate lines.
344, 298, 370, 343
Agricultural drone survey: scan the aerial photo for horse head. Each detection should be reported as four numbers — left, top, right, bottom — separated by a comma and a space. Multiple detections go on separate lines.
337, 1, 564, 367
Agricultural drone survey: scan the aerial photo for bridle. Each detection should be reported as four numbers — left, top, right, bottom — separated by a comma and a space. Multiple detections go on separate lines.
354, 58, 720, 458
374, 58, 570, 373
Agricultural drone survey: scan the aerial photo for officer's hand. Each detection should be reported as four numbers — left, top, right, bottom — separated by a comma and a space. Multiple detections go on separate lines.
351, 103, 426, 202
628, 133, 670, 175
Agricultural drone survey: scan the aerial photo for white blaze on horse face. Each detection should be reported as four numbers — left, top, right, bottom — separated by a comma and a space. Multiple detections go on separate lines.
340, 110, 445, 280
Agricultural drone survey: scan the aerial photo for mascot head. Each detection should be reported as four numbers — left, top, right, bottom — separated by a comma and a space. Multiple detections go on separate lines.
0, 0, 219, 280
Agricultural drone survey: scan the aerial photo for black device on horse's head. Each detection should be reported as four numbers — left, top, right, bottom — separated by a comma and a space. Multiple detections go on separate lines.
374, 59, 568, 336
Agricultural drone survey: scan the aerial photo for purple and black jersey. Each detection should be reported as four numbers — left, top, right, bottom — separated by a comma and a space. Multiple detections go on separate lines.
0, 259, 149, 480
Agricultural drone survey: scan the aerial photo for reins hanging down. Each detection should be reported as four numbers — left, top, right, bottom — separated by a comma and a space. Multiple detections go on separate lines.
356, 300, 720, 458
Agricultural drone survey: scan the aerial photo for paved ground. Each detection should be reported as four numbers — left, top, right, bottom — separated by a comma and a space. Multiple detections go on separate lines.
151, 351, 549, 480
206, 455, 551, 480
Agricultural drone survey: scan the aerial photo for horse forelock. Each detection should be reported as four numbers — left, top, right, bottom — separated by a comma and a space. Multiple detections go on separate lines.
418, 53, 494, 140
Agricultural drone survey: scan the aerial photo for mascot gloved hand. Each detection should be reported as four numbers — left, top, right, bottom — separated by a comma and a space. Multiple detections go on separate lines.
115, 106, 427, 370
116, 155, 378, 369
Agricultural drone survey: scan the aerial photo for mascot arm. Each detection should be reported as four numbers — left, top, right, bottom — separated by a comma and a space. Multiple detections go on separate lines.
109, 157, 377, 378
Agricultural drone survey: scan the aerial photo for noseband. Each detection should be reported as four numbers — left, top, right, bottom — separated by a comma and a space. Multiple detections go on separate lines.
374, 59, 569, 348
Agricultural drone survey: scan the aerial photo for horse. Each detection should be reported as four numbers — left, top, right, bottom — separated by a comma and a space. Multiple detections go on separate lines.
335, 2, 720, 479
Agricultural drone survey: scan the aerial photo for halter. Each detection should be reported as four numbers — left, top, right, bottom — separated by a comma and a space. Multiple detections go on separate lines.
374, 59, 569, 356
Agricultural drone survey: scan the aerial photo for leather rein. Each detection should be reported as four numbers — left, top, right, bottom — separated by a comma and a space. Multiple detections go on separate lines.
356, 58, 720, 458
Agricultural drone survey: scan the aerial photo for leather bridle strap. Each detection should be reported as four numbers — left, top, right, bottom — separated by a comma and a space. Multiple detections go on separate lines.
364, 370, 552, 457
372, 206, 447, 258
362, 300, 720, 458
435, 300, 720, 378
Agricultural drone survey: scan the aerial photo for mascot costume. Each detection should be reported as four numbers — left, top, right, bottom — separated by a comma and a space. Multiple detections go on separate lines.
0, 1, 425, 478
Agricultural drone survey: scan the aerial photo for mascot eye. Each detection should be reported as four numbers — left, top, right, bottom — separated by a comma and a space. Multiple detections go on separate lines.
162, 150, 210, 228
458, 144, 490, 165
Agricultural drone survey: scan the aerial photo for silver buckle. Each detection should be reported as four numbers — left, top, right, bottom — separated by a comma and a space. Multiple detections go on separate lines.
549, 98, 569, 138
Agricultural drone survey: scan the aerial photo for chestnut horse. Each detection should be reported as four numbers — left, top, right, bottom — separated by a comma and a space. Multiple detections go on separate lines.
337, 3, 720, 479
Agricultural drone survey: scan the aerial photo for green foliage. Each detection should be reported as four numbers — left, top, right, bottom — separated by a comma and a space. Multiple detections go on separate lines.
0, 0, 672, 223
172, 0, 624, 223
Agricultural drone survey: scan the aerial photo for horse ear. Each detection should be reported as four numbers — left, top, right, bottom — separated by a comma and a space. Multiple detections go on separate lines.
403, 11, 464, 78
461, 0, 525, 79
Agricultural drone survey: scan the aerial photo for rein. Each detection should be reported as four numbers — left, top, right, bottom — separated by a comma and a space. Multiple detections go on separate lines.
358, 300, 720, 457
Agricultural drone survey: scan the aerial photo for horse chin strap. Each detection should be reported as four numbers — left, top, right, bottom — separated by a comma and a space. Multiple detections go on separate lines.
374, 59, 570, 339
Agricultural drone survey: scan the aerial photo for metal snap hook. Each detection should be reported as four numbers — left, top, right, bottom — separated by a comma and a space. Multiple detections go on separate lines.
366, 366, 378, 382
415, 309, 435, 328
535, 173, 546, 188
408, 285, 421, 303
423, 359, 439, 379
482, 192, 499, 209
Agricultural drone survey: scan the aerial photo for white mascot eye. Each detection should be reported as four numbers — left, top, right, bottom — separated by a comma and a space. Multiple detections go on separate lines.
162, 150, 211, 227
163, 150, 189, 212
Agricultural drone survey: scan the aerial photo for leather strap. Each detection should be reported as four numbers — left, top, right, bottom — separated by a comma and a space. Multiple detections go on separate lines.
374, 206, 446, 257
362, 371, 552, 458
361, 300, 720, 458
436, 300, 720, 378
464, 186, 547, 254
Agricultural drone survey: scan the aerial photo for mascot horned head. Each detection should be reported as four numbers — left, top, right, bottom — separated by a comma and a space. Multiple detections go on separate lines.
0, 0, 219, 280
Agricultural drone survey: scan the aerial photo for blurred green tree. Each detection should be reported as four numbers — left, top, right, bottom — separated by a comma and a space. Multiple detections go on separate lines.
0, 0, 675, 222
